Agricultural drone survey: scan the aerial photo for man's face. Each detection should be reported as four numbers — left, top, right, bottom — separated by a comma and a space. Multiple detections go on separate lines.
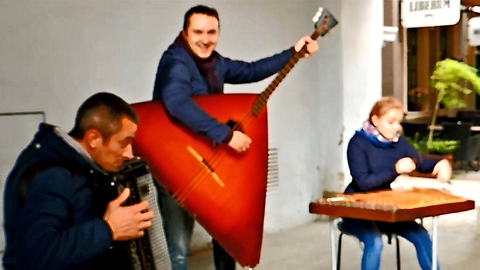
184, 13, 219, 59
93, 117, 137, 172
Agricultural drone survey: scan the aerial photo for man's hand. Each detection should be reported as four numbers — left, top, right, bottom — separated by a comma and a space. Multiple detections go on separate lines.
103, 188, 154, 241
432, 159, 452, 183
395, 157, 416, 174
294, 36, 319, 58
228, 131, 252, 152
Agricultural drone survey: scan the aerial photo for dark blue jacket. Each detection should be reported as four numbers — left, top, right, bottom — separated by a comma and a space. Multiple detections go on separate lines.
3, 123, 126, 270
344, 131, 440, 193
152, 43, 294, 143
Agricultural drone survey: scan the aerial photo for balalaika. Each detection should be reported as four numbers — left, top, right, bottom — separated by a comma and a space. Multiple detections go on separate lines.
113, 158, 172, 270
130, 7, 338, 268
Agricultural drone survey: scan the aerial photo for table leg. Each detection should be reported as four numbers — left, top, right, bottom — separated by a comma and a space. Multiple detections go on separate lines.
329, 218, 337, 270
432, 216, 438, 270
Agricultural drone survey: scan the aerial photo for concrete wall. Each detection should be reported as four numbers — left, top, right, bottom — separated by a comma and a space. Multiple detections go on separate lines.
0, 0, 384, 253
339, 0, 384, 188
382, 0, 405, 102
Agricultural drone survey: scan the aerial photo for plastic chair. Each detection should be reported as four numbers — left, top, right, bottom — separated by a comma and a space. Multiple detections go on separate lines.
402, 121, 429, 139
466, 134, 480, 171
458, 111, 480, 139
441, 121, 472, 170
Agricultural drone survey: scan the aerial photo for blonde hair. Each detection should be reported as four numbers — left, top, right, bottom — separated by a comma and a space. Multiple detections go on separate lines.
368, 96, 403, 123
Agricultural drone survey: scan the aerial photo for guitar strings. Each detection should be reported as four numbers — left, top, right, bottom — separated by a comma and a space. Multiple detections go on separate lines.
174, 52, 304, 203
173, 52, 304, 205
174, 115, 258, 205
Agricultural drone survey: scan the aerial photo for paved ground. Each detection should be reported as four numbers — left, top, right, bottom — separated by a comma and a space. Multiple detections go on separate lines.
187, 171, 480, 270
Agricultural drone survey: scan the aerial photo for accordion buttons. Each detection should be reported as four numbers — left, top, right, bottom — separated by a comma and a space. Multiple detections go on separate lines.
90, 170, 94, 174
35, 143, 41, 149
109, 246, 113, 250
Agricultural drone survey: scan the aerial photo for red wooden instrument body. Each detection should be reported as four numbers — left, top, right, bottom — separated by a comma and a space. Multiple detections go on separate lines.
131, 93, 268, 267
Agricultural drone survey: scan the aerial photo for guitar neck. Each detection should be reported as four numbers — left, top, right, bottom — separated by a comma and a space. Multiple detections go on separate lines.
250, 29, 326, 117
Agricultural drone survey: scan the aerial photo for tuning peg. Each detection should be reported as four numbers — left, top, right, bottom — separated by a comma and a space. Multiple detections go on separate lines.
312, 7, 324, 23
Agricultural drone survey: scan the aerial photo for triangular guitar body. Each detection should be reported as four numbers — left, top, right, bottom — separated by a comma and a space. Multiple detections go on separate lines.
131, 93, 268, 268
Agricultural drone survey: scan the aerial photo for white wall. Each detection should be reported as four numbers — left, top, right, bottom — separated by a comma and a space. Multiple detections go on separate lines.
0, 0, 384, 253
290, 0, 384, 198
262, 0, 343, 231
340, 0, 384, 186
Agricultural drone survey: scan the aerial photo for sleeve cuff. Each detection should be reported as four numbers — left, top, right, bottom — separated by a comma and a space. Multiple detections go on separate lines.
222, 129, 234, 143
96, 218, 114, 248
290, 46, 296, 55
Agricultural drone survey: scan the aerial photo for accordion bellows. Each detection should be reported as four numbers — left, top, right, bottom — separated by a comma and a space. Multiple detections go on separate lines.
116, 159, 172, 270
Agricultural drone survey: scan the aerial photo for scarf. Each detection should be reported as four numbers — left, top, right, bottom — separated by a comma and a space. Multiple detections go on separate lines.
357, 121, 399, 148
174, 32, 221, 94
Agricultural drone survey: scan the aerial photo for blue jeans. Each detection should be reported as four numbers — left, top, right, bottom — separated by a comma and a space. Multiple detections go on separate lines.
341, 218, 439, 270
155, 181, 236, 270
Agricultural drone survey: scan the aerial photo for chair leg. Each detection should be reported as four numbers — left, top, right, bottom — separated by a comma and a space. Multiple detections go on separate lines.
337, 233, 343, 270
395, 235, 401, 270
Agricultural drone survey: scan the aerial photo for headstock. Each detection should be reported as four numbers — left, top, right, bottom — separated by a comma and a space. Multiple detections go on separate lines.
312, 7, 338, 39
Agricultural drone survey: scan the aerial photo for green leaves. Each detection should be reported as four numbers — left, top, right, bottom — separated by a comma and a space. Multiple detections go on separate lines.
426, 58, 480, 153
428, 139, 460, 155
405, 134, 459, 155
431, 58, 480, 110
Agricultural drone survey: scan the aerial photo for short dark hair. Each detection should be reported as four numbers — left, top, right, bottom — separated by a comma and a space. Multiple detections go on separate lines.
69, 92, 138, 140
183, 5, 220, 31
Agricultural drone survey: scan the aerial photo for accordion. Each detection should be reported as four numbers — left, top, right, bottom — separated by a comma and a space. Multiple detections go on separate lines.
114, 158, 172, 270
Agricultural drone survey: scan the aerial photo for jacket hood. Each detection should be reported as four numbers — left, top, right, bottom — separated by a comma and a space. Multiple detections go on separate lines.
13, 122, 104, 174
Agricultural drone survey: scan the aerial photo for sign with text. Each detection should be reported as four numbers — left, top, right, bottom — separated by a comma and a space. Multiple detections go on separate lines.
468, 17, 480, 46
401, 0, 461, 28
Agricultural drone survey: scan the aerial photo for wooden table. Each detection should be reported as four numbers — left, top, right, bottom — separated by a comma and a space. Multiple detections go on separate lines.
309, 189, 475, 270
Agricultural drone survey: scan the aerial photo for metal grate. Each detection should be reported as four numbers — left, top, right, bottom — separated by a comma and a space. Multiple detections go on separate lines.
267, 148, 279, 193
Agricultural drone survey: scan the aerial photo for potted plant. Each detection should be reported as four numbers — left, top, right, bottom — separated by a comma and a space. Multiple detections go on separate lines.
405, 132, 457, 178
405, 132, 459, 155
426, 58, 480, 152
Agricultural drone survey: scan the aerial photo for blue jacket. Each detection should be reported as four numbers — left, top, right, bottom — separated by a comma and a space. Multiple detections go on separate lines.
3, 123, 126, 270
344, 131, 440, 193
152, 43, 294, 143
